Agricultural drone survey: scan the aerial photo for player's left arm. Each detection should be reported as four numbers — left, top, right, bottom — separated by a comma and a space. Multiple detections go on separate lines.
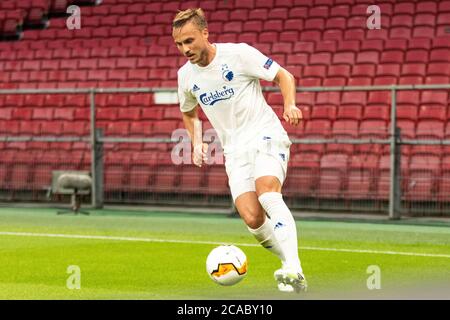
273, 67, 302, 126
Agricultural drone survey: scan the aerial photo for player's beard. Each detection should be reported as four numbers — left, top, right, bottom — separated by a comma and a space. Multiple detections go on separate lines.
193, 49, 208, 66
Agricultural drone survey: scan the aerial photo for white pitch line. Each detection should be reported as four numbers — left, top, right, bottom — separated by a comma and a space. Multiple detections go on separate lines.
1, 231, 450, 259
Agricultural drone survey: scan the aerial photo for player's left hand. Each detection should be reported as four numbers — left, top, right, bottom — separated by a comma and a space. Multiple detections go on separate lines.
283, 105, 303, 126
193, 142, 209, 167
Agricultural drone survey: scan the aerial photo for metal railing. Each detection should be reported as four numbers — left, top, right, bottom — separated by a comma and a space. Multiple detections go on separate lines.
1, 83, 450, 218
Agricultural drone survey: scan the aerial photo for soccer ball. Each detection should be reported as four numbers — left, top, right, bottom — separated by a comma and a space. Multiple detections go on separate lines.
206, 245, 248, 286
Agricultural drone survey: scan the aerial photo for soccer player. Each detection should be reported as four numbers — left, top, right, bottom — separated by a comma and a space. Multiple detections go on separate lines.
172, 8, 307, 293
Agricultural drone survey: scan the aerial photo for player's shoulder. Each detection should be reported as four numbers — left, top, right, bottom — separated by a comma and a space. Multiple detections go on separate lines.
177, 61, 192, 78
217, 42, 254, 55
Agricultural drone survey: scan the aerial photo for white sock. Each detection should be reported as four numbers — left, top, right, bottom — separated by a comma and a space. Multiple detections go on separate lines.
247, 216, 286, 264
258, 192, 302, 273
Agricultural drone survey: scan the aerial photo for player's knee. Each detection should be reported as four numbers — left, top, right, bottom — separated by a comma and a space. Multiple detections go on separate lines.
240, 205, 265, 229
255, 176, 281, 196
245, 214, 265, 229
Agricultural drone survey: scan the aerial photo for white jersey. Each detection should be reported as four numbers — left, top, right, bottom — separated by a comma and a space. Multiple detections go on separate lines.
177, 42, 288, 155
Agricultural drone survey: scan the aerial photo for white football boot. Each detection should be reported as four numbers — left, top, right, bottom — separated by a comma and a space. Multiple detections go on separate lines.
274, 267, 307, 293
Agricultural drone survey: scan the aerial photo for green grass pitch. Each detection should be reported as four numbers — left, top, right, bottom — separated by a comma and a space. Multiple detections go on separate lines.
0, 207, 449, 299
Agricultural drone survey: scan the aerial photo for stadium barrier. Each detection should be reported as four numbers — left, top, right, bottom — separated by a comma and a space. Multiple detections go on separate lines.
1, 84, 450, 218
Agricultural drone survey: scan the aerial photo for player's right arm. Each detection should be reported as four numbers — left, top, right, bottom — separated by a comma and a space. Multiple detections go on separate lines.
182, 107, 208, 167
177, 67, 207, 167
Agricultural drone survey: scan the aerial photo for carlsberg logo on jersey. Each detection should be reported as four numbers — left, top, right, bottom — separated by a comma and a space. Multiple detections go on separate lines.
199, 86, 234, 106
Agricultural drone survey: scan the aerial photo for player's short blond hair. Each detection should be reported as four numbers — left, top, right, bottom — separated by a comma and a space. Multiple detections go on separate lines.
172, 8, 207, 30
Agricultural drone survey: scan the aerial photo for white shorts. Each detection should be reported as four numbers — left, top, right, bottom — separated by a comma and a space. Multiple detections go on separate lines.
224, 134, 291, 201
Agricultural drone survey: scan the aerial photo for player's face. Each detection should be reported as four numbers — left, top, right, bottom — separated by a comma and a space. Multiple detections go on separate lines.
173, 22, 209, 65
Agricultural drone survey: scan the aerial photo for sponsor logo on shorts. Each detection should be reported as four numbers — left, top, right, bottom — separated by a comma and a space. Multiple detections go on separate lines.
279, 153, 286, 161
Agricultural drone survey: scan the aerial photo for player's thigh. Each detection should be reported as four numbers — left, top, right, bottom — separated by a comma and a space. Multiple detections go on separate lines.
234, 191, 266, 229
225, 154, 256, 203
254, 152, 288, 196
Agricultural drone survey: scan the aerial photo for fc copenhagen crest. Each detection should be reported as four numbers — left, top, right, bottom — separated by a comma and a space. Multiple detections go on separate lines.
221, 64, 234, 82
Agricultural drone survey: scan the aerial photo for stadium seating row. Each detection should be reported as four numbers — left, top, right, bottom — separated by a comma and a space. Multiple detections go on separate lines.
0, 0, 100, 39
3, 118, 450, 140
1, 0, 450, 204
2, 34, 450, 54
0, 90, 448, 108
2, 150, 450, 201
56, 0, 450, 17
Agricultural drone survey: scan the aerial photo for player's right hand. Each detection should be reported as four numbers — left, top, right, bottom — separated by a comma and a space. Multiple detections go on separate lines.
283, 104, 303, 126
193, 143, 208, 167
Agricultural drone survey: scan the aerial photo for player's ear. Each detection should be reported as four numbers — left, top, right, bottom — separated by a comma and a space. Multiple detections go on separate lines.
202, 27, 209, 40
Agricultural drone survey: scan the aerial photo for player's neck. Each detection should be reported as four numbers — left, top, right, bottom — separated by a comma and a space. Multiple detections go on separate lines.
198, 43, 216, 67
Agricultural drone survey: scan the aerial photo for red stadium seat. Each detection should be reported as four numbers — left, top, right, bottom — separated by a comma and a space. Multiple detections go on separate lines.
344, 154, 379, 200
405, 49, 429, 63
322, 29, 343, 41
405, 155, 440, 201
416, 120, 445, 140
289, 6, 308, 19
356, 51, 379, 64
396, 105, 417, 122
105, 122, 129, 136
223, 21, 243, 33
401, 63, 426, 77
430, 49, 450, 63
32, 108, 53, 121
330, 5, 350, 18
179, 164, 206, 193
332, 52, 355, 65
363, 106, 390, 121
309, 52, 331, 65
438, 155, 450, 202
151, 153, 181, 192
40, 122, 62, 136
296, 119, 330, 154
428, 63, 450, 77
421, 90, 448, 107
304, 119, 332, 138
317, 153, 348, 199
205, 165, 229, 195
285, 152, 320, 198
325, 17, 346, 31
62, 121, 89, 136
397, 120, 416, 139
375, 154, 409, 200
366, 28, 389, 41
300, 30, 322, 42
18, 120, 40, 135
376, 64, 400, 77
418, 105, 447, 121
359, 120, 389, 139
311, 105, 337, 121
248, 8, 268, 20
332, 120, 359, 138
309, 6, 329, 19
380, 51, 404, 64
417, 1, 437, 14
304, 18, 325, 31
399, 76, 424, 85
